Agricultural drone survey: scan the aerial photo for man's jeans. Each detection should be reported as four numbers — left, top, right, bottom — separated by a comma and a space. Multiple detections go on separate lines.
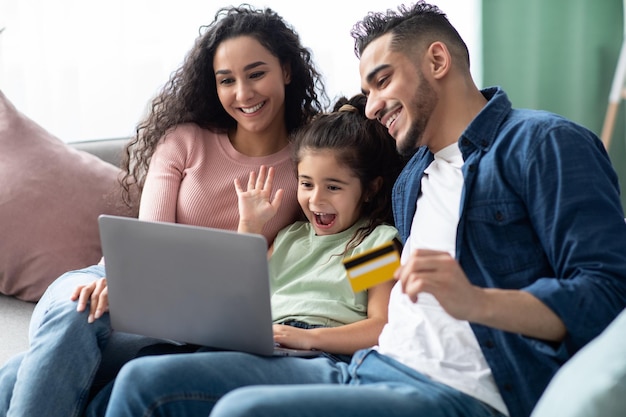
104, 348, 504, 417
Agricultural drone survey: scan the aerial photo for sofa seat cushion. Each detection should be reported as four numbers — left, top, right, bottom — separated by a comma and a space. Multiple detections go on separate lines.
0, 90, 137, 302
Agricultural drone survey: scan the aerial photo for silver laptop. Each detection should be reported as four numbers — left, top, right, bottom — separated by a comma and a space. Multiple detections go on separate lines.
98, 214, 320, 357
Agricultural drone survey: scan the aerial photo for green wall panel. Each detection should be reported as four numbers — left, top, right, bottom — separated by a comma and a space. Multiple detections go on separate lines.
483, 0, 626, 210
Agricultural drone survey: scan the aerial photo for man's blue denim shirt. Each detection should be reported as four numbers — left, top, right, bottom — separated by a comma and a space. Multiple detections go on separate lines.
392, 86, 626, 417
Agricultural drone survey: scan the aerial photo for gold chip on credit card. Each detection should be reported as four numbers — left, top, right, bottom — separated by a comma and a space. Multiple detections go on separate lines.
342, 239, 402, 293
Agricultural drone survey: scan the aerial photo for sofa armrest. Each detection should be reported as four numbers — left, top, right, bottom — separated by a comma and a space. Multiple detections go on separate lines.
69, 137, 130, 167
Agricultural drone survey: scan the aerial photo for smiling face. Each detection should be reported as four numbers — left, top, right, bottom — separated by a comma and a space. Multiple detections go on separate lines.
213, 35, 291, 138
359, 33, 437, 156
297, 149, 365, 236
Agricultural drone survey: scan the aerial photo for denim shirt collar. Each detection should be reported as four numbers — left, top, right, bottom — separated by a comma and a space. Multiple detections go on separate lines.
392, 86, 513, 243
458, 86, 512, 159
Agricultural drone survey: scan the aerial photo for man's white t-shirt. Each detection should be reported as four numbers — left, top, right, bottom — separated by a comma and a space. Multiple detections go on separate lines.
376, 142, 509, 415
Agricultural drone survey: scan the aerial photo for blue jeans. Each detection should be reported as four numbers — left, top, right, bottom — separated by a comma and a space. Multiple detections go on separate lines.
84, 320, 352, 415
0, 265, 158, 417
104, 349, 504, 417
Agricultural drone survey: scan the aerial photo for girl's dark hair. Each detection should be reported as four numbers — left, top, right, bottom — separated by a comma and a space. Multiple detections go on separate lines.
350, 1, 469, 68
292, 94, 404, 254
120, 4, 327, 204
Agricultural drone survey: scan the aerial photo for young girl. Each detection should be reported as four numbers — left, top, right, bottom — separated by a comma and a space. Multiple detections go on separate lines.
235, 93, 402, 354
0, 5, 325, 417
99, 93, 405, 416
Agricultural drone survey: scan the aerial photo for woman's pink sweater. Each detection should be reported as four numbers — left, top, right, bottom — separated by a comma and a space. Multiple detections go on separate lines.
138, 123, 301, 244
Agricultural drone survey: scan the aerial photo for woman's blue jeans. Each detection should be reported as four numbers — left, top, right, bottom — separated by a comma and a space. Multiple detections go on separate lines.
0, 265, 158, 417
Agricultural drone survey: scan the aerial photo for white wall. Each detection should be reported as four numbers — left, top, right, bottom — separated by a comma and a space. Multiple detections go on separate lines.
0, 0, 481, 142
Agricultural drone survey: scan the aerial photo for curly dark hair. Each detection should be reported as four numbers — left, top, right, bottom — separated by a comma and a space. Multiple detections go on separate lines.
292, 94, 405, 255
350, 2, 469, 67
120, 4, 327, 205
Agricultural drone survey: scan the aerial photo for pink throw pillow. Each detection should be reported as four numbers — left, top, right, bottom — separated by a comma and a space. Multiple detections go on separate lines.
0, 90, 137, 302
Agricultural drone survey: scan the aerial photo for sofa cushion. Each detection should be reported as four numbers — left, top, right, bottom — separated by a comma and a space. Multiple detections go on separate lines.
0, 90, 137, 302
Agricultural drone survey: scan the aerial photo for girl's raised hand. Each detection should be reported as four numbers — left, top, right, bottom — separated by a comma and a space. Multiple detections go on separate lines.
234, 165, 284, 234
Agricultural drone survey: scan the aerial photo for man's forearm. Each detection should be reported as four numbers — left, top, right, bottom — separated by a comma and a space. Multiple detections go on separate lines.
469, 288, 566, 342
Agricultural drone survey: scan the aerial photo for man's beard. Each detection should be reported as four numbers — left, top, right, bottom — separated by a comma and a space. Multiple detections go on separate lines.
397, 74, 437, 157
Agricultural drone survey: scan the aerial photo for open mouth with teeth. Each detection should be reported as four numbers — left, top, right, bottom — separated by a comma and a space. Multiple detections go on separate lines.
385, 109, 401, 129
314, 212, 336, 229
240, 101, 265, 114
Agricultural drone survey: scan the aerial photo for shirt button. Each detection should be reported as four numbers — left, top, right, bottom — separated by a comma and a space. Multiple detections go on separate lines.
468, 164, 476, 172
495, 211, 504, 221
503, 383, 514, 392
484, 339, 495, 349
462, 139, 470, 146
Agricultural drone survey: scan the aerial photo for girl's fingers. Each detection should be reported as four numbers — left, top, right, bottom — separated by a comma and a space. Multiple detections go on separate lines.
264, 166, 275, 191
273, 188, 284, 210
247, 170, 257, 190
233, 178, 243, 194
237, 166, 274, 194
256, 165, 268, 189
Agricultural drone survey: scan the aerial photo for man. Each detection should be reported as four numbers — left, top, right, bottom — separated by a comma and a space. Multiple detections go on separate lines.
102, 3, 626, 417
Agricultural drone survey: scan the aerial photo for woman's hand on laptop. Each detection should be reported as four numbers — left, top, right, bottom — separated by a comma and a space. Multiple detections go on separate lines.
70, 277, 109, 323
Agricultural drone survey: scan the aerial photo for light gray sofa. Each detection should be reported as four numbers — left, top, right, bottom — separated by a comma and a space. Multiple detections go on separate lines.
1, 137, 129, 367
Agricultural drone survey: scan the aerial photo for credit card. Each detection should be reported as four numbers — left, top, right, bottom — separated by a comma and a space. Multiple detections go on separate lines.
342, 239, 402, 293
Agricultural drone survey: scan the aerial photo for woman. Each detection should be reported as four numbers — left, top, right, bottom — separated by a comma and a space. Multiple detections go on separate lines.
0, 5, 326, 417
